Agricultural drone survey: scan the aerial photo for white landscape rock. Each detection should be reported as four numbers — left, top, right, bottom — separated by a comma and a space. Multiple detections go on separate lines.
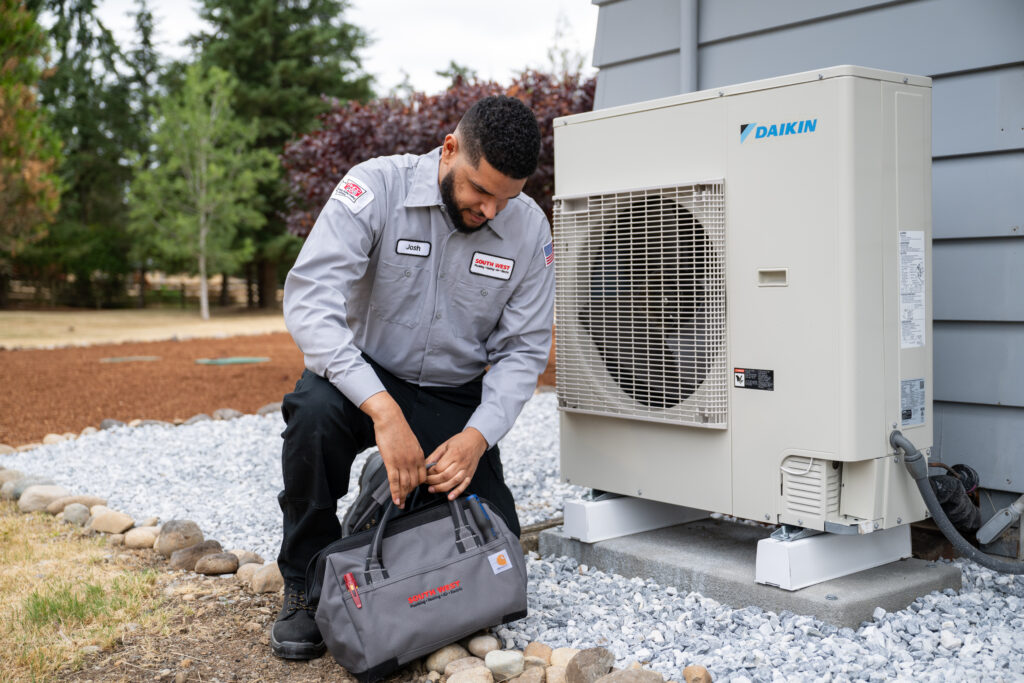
89, 508, 135, 534
62, 503, 90, 526
485, 650, 524, 681
17, 484, 72, 513
227, 549, 264, 567
550, 648, 579, 668
468, 635, 501, 659
940, 630, 963, 650
235, 562, 261, 584
447, 668, 494, 683
124, 526, 160, 548
251, 562, 283, 593
426, 644, 471, 674
546, 665, 567, 683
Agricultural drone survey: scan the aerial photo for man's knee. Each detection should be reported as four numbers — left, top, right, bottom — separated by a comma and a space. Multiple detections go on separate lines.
283, 372, 349, 431
280, 371, 372, 502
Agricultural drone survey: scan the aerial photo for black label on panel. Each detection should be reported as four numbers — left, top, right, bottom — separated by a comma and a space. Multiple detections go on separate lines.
734, 367, 774, 391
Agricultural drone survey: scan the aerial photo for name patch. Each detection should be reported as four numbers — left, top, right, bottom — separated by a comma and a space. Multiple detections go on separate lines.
396, 239, 431, 257
330, 175, 374, 214
470, 252, 514, 281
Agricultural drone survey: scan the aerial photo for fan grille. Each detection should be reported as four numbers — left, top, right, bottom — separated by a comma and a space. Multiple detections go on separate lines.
554, 182, 728, 428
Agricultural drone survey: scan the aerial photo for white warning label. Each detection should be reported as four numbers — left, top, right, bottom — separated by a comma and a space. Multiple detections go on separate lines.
899, 231, 926, 349
901, 378, 926, 427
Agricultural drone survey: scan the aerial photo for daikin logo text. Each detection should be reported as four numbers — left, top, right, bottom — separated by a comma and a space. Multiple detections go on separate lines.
740, 119, 818, 143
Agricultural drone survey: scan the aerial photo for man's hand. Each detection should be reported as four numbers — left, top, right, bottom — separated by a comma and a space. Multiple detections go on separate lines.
425, 428, 489, 500
360, 392, 425, 508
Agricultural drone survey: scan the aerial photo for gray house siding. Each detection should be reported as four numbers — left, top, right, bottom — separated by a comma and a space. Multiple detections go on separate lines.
590, 0, 1024, 494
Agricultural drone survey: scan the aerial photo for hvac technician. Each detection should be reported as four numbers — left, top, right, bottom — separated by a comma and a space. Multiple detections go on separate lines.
272, 95, 555, 660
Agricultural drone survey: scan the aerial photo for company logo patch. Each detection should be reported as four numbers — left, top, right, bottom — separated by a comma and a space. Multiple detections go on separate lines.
542, 240, 554, 268
740, 119, 818, 144
406, 579, 463, 608
396, 239, 431, 257
330, 175, 374, 214
470, 252, 514, 281
488, 549, 513, 575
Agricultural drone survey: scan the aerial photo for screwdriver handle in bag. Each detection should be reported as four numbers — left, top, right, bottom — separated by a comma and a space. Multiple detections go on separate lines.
467, 494, 497, 542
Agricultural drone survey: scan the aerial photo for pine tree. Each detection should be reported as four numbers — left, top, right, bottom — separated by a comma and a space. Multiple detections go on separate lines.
22, 0, 138, 307
0, 0, 61, 307
191, 0, 373, 308
124, 0, 161, 307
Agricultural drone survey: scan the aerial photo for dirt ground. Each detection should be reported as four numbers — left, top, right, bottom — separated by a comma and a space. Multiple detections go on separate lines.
0, 332, 305, 447
64, 550, 392, 683
0, 323, 557, 448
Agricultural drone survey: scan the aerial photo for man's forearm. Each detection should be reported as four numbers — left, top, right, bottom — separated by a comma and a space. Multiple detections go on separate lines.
360, 390, 403, 425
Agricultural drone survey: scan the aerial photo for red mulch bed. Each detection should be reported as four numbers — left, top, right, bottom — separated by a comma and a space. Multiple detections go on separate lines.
0, 332, 556, 447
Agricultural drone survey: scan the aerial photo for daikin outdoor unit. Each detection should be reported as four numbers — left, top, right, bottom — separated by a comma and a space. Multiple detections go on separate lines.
552, 66, 933, 587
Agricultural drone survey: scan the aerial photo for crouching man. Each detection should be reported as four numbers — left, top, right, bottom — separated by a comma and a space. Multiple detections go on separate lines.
272, 95, 555, 659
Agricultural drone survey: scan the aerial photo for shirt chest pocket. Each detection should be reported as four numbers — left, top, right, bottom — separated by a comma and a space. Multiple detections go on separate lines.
450, 278, 513, 339
369, 258, 429, 328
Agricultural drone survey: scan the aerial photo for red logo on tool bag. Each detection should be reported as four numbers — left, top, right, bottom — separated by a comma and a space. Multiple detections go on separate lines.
407, 579, 462, 606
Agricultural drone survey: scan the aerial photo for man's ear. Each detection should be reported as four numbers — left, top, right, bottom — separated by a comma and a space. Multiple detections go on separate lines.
441, 133, 459, 162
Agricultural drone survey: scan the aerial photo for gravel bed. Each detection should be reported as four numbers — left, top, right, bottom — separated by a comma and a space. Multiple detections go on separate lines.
4, 392, 1024, 681
0, 392, 580, 557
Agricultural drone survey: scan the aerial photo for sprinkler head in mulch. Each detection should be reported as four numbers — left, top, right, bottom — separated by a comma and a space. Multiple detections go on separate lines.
195, 357, 271, 365
99, 356, 162, 363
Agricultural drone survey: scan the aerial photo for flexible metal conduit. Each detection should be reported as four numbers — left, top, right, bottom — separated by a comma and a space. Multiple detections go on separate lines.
890, 430, 1024, 574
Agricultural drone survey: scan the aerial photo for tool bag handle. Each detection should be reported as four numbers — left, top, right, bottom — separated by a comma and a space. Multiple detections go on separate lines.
363, 497, 483, 584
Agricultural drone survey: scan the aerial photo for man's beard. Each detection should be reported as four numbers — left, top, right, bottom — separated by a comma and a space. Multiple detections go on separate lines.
440, 169, 487, 234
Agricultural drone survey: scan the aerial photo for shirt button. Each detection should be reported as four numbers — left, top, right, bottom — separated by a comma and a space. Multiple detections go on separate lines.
435, 312, 442, 320
439, 273, 445, 280
404, 270, 411, 277
480, 289, 488, 297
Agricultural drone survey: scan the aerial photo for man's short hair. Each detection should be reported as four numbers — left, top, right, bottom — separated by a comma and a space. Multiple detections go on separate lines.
457, 95, 541, 180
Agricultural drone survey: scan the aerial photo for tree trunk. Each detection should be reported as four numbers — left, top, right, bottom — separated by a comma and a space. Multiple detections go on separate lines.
219, 272, 231, 308
198, 221, 210, 320
256, 258, 277, 309
137, 268, 147, 308
0, 270, 9, 309
245, 262, 255, 309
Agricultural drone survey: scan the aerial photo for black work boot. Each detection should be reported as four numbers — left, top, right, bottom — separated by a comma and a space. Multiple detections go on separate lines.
271, 583, 326, 660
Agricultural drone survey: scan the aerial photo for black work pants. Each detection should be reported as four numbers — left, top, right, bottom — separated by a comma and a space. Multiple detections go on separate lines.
276, 361, 520, 586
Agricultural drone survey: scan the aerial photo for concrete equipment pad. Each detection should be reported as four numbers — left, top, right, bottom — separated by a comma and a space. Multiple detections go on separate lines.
539, 518, 962, 628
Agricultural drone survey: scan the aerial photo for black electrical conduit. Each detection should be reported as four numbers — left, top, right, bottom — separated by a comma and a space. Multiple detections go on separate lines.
890, 430, 1024, 574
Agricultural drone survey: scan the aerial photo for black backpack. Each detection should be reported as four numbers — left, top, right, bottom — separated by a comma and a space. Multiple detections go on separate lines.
340, 451, 393, 537
341, 451, 441, 537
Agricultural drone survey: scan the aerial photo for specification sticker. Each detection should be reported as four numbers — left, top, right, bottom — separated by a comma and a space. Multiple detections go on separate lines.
734, 368, 774, 391
901, 378, 926, 426
899, 231, 926, 349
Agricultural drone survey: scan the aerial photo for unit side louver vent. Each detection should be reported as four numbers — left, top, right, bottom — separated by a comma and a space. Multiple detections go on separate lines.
553, 182, 727, 428
781, 457, 841, 518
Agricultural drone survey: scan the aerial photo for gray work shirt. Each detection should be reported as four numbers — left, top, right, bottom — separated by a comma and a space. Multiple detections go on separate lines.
284, 148, 555, 447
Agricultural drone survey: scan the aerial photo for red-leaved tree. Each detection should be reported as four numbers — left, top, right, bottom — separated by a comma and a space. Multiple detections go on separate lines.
281, 71, 595, 237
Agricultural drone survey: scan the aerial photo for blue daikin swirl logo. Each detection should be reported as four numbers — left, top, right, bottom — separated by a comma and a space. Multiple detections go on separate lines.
740, 119, 818, 143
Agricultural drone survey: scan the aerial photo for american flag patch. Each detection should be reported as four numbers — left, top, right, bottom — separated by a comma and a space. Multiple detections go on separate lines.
543, 240, 554, 268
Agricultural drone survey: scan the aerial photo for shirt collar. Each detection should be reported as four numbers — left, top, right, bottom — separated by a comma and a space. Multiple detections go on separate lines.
403, 148, 443, 208
403, 146, 511, 240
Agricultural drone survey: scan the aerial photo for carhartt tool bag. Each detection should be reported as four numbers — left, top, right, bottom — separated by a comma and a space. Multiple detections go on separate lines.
307, 496, 528, 682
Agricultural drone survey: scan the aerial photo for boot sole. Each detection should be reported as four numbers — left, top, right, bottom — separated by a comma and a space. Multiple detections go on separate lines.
270, 629, 327, 660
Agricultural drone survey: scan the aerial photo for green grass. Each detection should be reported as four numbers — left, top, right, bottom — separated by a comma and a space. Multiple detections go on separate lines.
0, 505, 166, 679
23, 580, 126, 627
